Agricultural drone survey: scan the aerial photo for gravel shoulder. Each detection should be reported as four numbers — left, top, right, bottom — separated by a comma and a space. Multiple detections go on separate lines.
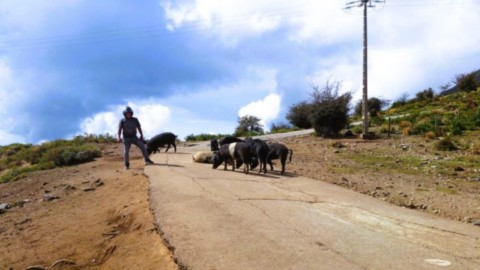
282, 133, 480, 224
0, 144, 177, 270
1, 130, 479, 269
147, 140, 480, 270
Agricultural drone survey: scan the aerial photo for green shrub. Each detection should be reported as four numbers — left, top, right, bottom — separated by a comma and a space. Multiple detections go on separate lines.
455, 71, 478, 93
379, 125, 395, 134
354, 97, 390, 118
352, 125, 363, 134
40, 145, 100, 166
270, 122, 299, 134
73, 133, 117, 143
415, 88, 435, 101
475, 109, 480, 127
390, 93, 409, 109
449, 120, 464, 135
0, 138, 103, 183
370, 116, 385, 127
286, 102, 313, 129
311, 101, 350, 137
414, 122, 434, 134
0, 162, 55, 183
434, 138, 458, 151
184, 133, 230, 142
233, 130, 264, 137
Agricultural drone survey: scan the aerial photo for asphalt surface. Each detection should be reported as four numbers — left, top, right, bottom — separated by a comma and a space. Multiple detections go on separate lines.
146, 133, 480, 270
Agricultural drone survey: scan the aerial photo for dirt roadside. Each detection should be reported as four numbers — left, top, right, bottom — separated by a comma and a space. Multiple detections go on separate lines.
1, 132, 479, 269
0, 144, 177, 270
282, 134, 480, 224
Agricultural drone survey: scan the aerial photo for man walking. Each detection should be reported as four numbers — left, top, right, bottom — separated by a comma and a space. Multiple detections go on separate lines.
118, 106, 154, 169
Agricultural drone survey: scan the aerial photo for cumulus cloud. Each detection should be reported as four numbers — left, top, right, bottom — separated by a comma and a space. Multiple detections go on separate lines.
160, 0, 308, 45
238, 93, 281, 130
158, 0, 480, 104
1, 0, 479, 145
0, 59, 24, 116
0, 130, 26, 145
79, 101, 171, 139
307, 1, 480, 102
79, 111, 118, 137
0, 59, 28, 145
163, 66, 279, 117
134, 103, 172, 138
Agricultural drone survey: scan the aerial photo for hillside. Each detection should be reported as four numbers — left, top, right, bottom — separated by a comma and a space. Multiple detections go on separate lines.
0, 144, 177, 269
2, 83, 480, 267
440, 69, 480, 96
379, 82, 480, 137
284, 133, 480, 224
1, 130, 479, 268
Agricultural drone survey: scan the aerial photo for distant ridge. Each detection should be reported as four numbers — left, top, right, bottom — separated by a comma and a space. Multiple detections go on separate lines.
440, 68, 480, 95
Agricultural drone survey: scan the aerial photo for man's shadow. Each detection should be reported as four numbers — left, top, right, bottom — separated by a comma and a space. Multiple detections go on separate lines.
149, 163, 184, 168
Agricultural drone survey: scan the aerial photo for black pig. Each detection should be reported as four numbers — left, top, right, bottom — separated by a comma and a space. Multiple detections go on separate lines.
219, 136, 244, 146
146, 132, 177, 155
244, 138, 269, 174
266, 143, 293, 174
212, 142, 251, 174
210, 139, 219, 152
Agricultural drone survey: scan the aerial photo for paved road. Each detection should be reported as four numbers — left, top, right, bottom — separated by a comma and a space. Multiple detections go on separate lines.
146, 139, 480, 270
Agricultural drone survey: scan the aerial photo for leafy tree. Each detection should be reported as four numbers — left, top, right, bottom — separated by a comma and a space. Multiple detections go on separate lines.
415, 88, 435, 101
455, 71, 478, 92
234, 115, 264, 136
270, 122, 296, 134
390, 93, 409, 108
354, 97, 390, 118
309, 81, 352, 137
286, 101, 313, 129
439, 82, 451, 93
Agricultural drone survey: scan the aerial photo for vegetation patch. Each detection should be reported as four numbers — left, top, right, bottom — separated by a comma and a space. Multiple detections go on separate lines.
334, 151, 424, 175
434, 138, 458, 151
0, 134, 108, 184
331, 141, 345, 148
436, 187, 457, 194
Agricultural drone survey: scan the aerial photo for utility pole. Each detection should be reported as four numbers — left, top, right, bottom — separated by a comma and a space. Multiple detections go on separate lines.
344, 0, 385, 138
362, 0, 369, 136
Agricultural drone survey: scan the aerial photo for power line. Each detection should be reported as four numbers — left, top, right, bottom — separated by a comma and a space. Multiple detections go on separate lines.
1, 0, 477, 52
387, 0, 480, 7
0, 4, 312, 52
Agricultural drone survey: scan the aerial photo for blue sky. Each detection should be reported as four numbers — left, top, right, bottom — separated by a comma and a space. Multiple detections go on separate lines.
0, 0, 479, 145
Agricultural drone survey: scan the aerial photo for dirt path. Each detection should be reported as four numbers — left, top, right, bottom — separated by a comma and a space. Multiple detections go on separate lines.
147, 145, 480, 270
0, 145, 177, 270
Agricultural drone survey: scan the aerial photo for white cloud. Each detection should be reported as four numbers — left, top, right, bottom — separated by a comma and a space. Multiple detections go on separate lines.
1, 0, 479, 145
80, 111, 118, 136
0, 59, 28, 145
133, 102, 172, 138
0, 59, 24, 116
77, 67, 280, 141
303, 0, 480, 103
159, 0, 480, 103
0, 130, 26, 145
163, 66, 278, 114
79, 101, 171, 139
160, 0, 339, 46
162, 107, 237, 139
238, 93, 281, 130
